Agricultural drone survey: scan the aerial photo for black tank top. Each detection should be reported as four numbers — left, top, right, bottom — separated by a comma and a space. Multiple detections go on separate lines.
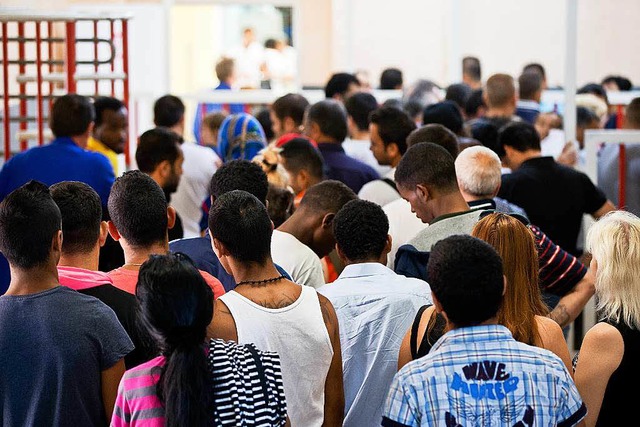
410, 305, 447, 359
595, 319, 640, 426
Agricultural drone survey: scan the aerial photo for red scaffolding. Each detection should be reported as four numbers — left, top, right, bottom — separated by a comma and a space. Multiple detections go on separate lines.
0, 11, 132, 165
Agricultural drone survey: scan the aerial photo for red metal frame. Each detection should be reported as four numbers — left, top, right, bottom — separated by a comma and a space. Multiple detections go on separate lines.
2, 22, 10, 161
18, 22, 27, 152
65, 21, 76, 94
35, 21, 44, 146
93, 20, 99, 95
122, 19, 130, 167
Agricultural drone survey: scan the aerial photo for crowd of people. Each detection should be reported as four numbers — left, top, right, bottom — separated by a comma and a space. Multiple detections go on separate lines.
0, 57, 639, 427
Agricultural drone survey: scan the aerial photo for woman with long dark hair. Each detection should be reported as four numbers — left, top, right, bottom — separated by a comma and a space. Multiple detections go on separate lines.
111, 253, 287, 426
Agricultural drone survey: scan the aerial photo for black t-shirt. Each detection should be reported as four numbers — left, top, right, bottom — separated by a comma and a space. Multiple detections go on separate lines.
80, 284, 156, 368
498, 156, 607, 256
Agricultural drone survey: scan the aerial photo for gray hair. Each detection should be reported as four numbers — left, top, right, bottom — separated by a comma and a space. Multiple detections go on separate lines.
455, 146, 501, 197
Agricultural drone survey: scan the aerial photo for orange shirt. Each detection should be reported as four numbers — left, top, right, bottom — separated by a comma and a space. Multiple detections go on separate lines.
108, 267, 225, 299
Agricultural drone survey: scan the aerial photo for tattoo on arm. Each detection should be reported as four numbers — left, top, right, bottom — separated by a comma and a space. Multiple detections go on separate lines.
319, 298, 334, 330
549, 304, 570, 328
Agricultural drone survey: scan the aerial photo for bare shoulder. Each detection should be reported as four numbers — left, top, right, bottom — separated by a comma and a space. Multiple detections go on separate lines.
578, 322, 624, 372
317, 292, 338, 324
207, 298, 238, 342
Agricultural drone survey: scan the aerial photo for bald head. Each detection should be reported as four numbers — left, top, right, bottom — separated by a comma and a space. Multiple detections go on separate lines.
484, 74, 516, 109
455, 145, 502, 199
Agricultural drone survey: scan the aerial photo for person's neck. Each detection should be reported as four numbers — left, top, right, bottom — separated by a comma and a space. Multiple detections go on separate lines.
121, 240, 169, 269
170, 124, 184, 138
486, 106, 515, 118
509, 149, 542, 170
430, 191, 470, 222
278, 211, 319, 255
59, 246, 100, 271
449, 316, 499, 331
350, 129, 369, 141
5, 264, 59, 296
71, 135, 89, 149
389, 156, 401, 169
343, 254, 387, 267
316, 136, 340, 144
230, 258, 282, 286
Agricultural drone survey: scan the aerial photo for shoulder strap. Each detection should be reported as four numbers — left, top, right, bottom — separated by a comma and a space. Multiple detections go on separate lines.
381, 177, 399, 194
245, 344, 272, 403
410, 304, 430, 360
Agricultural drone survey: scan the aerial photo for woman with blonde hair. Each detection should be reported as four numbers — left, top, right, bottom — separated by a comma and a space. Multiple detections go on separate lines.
574, 210, 640, 426
398, 212, 573, 373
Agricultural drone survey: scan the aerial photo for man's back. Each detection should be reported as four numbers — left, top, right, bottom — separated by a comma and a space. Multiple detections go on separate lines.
318, 263, 431, 427
0, 138, 115, 205
171, 142, 219, 238
218, 284, 333, 427
317, 142, 379, 193
499, 156, 607, 255
395, 210, 484, 280
383, 325, 586, 426
0, 286, 133, 426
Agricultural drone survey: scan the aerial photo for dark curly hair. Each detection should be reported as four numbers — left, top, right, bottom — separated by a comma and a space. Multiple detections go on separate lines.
333, 199, 389, 262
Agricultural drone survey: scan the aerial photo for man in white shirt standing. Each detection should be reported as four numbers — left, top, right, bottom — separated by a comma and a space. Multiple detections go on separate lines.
227, 27, 264, 89
318, 199, 431, 427
153, 95, 219, 238
272, 180, 357, 288
358, 106, 416, 206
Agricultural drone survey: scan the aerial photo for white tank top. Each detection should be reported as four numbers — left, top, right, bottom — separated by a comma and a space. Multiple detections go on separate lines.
219, 285, 333, 427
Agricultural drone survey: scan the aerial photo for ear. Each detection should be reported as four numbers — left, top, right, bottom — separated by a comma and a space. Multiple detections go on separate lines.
283, 116, 296, 134
415, 183, 430, 203
167, 206, 177, 230
491, 182, 501, 198
432, 292, 444, 314
159, 159, 172, 178
321, 212, 336, 229
108, 220, 121, 241
210, 234, 230, 258
98, 221, 109, 247
298, 169, 310, 189
52, 229, 63, 253
383, 234, 392, 256
335, 243, 349, 264
386, 142, 400, 158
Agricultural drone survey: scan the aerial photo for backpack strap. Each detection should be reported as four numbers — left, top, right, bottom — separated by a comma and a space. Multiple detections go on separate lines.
381, 177, 399, 194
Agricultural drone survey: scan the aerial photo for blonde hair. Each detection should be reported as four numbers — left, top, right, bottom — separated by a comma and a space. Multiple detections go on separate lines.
472, 213, 548, 345
586, 210, 640, 329
253, 144, 289, 188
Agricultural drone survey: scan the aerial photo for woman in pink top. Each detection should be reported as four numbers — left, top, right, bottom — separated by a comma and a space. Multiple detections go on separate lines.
111, 253, 288, 427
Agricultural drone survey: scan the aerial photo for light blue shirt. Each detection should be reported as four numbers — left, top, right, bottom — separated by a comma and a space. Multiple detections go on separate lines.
317, 263, 431, 427
383, 325, 586, 427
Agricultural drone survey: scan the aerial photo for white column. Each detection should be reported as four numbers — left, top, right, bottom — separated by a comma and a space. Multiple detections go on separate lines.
563, 0, 578, 144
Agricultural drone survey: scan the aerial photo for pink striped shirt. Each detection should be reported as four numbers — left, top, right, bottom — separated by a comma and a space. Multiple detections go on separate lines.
111, 356, 165, 427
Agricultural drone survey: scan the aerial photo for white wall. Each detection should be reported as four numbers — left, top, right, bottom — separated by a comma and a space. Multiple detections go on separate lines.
332, 0, 640, 89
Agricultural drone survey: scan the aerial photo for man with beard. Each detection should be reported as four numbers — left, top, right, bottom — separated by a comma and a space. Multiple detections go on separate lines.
135, 127, 185, 241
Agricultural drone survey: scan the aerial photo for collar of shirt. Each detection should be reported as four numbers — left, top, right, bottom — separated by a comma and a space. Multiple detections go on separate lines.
516, 99, 541, 111
53, 136, 81, 149
337, 262, 396, 280
316, 141, 346, 153
430, 209, 476, 225
431, 324, 514, 353
215, 82, 232, 90
520, 155, 555, 169
467, 198, 496, 211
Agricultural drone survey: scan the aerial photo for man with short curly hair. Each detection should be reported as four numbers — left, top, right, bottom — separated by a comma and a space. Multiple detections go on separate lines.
318, 199, 430, 427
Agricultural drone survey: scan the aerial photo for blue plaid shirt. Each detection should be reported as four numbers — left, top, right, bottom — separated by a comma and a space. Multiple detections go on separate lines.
382, 325, 586, 427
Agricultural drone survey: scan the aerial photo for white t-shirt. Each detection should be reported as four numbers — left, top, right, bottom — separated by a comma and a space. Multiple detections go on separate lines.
342, 138, 391, 177
228, 42, 264, 89
358, 167, 401, 206
171, 142, 220, 238
270, 229, 325, 288
383, 198, 428, 269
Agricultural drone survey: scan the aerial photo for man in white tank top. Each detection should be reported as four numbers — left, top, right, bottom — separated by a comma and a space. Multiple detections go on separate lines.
206, 190, 344, 427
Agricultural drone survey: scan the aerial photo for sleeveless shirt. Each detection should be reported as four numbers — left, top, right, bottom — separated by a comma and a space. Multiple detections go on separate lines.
219, 285, 333, 427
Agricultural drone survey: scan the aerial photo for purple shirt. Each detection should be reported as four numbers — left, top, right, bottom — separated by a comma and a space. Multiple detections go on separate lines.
317, 142, 379, 193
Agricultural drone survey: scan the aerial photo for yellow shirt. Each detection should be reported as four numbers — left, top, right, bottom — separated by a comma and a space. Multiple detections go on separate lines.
87, 137, 118, 176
